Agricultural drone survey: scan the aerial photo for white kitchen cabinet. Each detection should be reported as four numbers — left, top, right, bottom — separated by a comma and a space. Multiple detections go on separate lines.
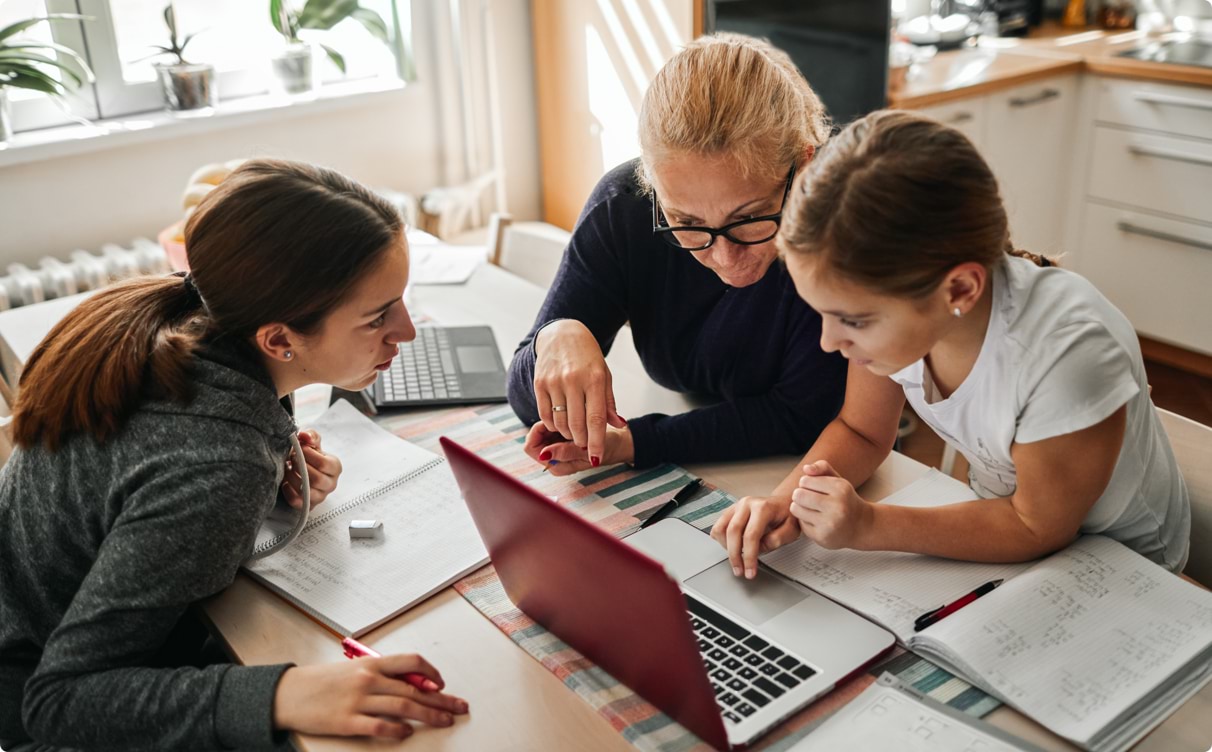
917, 98, 989, 151
982, 75, 1080, 256
1077, 204, 1212, 354
912, 75, 1078, 257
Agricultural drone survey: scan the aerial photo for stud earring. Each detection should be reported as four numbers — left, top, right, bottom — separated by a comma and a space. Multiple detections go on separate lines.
284, 351, 294, 360
952, 307, 963, 318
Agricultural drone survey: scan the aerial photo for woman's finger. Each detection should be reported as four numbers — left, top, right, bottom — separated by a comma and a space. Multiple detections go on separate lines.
302, 445, 341, 477
358, 695, 456, 728
534, 384, 557, 434
724, 503, 752, 576
740, 508, 771, 579
524, 422, 561, 460
583, 374, 609, 467
548, 390, 572, 440
347, 714, 413, 739
563, 383, 589, 449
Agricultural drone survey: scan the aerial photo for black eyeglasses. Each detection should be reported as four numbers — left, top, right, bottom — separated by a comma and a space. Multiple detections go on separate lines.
652, 164, 796, 251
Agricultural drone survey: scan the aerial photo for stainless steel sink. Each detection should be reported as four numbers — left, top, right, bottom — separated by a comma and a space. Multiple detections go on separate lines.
1117, 38, 1212, 68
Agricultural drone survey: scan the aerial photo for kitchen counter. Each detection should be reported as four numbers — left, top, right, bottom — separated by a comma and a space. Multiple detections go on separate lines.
890, 24, 1212, 109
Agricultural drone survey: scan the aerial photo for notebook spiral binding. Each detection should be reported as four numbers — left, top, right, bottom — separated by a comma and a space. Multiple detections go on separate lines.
249, 456, 447, 558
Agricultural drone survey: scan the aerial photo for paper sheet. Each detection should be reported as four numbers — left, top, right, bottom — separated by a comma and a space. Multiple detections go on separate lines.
408, 243, 487, 285
791, 674, 1040, 751
245, 401, 488, 636
763, 469, 1032, 641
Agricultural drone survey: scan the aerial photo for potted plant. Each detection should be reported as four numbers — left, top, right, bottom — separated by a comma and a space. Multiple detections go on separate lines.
0, 14, 93, 143
268, 0, 390, 97
142, 3, 214, 114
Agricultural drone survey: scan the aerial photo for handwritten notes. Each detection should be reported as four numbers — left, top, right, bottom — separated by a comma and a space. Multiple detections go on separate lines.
245, 401, 488, 636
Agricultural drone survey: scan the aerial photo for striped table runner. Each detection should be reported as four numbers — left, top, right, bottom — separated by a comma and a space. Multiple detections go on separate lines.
382, 404, 1000, 751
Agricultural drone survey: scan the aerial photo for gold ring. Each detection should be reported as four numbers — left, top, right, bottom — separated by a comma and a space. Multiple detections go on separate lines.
551, 405, 567, 412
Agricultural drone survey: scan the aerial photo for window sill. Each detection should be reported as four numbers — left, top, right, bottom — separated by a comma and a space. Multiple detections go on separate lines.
0, 77, 407, 170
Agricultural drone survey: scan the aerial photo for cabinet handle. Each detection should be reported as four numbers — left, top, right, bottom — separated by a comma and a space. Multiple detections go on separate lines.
1117, 221, 1212, 252
1128, 143, 1212, 168
946, 112, 974, 124
1009, 89, 1060, 107
1133, 92, 1212, 112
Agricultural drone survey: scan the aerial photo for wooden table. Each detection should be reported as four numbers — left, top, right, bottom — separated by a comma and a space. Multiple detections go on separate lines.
2, 262, 1208, 750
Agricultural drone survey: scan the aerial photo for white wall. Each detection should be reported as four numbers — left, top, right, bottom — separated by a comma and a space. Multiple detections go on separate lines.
0, 0, 543, 268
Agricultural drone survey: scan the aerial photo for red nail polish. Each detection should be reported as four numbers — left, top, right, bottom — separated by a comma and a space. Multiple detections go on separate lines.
619, 416, 628, 426
591, 455, 601, 467
539, 450, 552, 462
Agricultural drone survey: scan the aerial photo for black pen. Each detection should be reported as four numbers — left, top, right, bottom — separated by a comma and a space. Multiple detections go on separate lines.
639, 478, 704, 529
913, 579, 1004, 632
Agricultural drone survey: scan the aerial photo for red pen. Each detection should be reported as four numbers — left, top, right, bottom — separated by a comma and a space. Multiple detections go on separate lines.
913, 579, 1004, 632
341, 636, 441, 691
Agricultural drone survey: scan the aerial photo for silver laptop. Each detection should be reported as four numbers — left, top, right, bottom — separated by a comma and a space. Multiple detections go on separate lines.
372, 325, 507, 408
439, 436, 895, 750
627, 519, 896, 748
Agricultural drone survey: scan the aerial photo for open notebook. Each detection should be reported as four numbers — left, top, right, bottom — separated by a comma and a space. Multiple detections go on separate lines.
764, 469, 1212, 752
244, 400, 488, 637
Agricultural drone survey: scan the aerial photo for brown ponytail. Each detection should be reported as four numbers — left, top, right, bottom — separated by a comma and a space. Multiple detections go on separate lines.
778, 109, 1052, 298
13, 158, 402, 451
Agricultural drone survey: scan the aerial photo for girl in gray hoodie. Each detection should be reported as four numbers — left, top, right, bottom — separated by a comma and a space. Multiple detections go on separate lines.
0, 159, 469, 750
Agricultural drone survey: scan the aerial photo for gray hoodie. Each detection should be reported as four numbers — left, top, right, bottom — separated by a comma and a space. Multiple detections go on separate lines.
0, 337, 297, 751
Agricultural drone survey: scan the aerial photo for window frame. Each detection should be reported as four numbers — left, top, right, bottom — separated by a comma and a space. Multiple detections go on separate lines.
8, 0, 413, 132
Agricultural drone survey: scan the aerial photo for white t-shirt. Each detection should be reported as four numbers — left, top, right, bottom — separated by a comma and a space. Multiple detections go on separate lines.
889, 255, 1190, 571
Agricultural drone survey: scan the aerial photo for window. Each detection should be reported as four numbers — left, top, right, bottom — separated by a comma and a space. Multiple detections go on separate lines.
5, 0, 410, 133
2, 0, 98, 131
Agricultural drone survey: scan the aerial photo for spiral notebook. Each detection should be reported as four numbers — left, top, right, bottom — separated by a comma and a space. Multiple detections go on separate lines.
244, 399, 488, 637
764, 469, 1212, 752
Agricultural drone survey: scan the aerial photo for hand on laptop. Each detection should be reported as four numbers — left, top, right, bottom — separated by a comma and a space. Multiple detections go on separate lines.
710, 494, 801, 579
524, 421, 633, 476
273, 653, 469, 740
283, 429, 344, 509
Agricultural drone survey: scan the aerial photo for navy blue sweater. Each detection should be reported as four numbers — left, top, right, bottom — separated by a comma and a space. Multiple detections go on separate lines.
507, 160, 847, 468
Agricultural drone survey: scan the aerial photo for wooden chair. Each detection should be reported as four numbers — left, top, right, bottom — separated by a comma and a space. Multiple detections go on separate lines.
1159, 408, 1212, 586
486, 212, 571, 290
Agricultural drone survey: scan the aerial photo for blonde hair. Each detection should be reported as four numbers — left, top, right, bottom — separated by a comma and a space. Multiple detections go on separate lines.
778, 110, 1051, 299
637, 33, 830, 192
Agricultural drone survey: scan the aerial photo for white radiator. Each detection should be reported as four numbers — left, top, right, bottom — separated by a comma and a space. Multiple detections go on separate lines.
0, 238, 170, 311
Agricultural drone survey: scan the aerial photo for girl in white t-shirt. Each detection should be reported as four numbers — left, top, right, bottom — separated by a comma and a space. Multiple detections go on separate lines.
712, 110, 1190, 575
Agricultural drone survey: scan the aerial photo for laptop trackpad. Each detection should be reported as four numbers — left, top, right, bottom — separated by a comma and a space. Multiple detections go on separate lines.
456, 346, 498, 373
687, 561, 808, 626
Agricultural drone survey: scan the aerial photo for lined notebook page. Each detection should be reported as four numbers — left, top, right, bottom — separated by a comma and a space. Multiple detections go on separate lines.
253, 400, 438, 553
919, 536, 1212, 747
763, 469, 1031, 641
245, 401, 488, 636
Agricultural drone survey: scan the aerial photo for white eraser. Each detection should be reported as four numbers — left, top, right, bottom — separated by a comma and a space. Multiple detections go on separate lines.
349, 519, 383, 539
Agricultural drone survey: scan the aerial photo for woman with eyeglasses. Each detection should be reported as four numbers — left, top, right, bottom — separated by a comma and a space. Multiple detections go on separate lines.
507, 33, 847, 475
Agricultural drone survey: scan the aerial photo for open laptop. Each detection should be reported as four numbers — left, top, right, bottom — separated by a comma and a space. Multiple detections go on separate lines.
439, 437, 895, 750
371, 325, 507, 408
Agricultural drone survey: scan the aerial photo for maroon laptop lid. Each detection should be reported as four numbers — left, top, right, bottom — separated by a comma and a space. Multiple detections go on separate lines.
439, 436, 729, 750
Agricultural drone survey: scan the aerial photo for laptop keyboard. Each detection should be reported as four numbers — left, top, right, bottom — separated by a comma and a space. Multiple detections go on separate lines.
686, 594, 817, 726
381, 327, 462, 402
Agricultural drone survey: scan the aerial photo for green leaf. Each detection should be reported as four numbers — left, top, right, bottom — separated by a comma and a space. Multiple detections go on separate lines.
0, 65, 67, 96
299, 0, 359, 31
0, 14, 88, 45
163, 4, 178, 39
319, 43, 346, 74
350, 8, 388, 43
0, 50, 84, 88
2, 42, 94, 83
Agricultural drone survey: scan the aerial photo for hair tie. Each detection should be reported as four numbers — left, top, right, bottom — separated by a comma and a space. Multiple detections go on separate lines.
174, 271, 205, 308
